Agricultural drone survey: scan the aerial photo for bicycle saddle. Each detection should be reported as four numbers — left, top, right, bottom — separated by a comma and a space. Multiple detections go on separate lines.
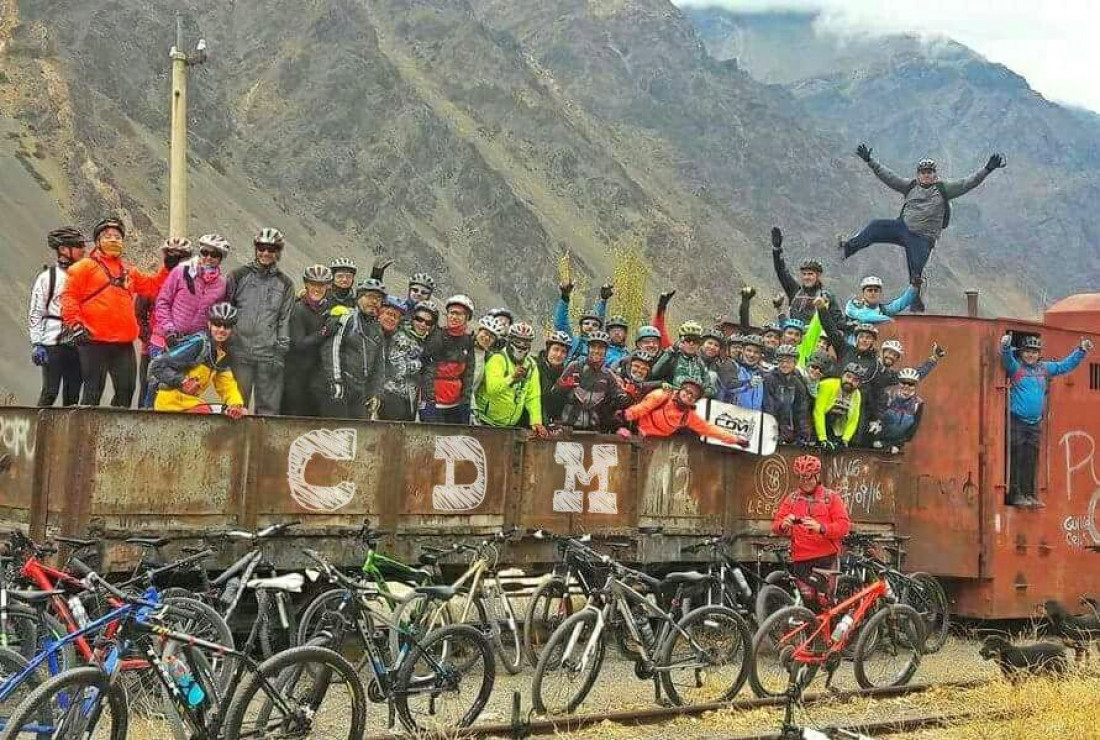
413, 585, 457, 602
417, 552, 441, 567
8, 588, 66, 604
246, 573, 305, 593
126, 536, 170, 548
54, 536, 96, 549
662, 572, 712, 586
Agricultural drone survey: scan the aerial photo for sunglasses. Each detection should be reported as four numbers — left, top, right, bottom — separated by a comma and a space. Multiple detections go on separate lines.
255, 244, 282, 253
681, 336, 701, 344
412, 315, 434, 325
209, 321, 235, 329
409, 286, 432, 296
199, 249, 224, 258
900, 382, 918, 388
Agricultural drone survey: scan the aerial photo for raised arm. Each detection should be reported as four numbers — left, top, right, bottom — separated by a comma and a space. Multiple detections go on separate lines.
999, 335, 1020, 375
881, 285, 917, 316
941, 154, 1003, 199
771, 227, 798, 300
1044, 346, 1087, 377
654, 290, 674, 349
858, 144, 911, 194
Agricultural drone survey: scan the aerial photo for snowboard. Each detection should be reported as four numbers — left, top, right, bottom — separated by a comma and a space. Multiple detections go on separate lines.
695, 399, 780, 456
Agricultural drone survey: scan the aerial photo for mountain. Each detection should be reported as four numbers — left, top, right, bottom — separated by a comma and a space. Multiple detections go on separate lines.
686, 6, 1100, 311
0, 0, 1087, 403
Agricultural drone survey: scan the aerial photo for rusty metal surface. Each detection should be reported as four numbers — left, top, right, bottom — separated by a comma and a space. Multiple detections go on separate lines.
0, 407, 40, 530
636, 437, 726, 534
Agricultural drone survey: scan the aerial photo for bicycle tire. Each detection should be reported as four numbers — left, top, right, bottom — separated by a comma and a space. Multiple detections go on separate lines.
160, 597, 235, 681
222, 644, 365, 740
748, 605, 818, 698
0, 647, 44, 728
0, 666, 128, 740
483, 589, 523, 675
256, 589, 299, 660
531, 609, 605, 716
659, 605, 752, 706
852, 604, 924, 689
523, 577, 576, 668
2, 609, 76, 674
393, 622, 495, 733
754, 584, 794, 626
296, 588, 351, 646
389, 591, 487, 664
904, 573, 950, 653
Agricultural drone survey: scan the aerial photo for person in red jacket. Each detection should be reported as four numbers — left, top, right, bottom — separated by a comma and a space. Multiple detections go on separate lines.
771, 454, 851, 609
620, 379, 748, 447
60, 217, 169, 407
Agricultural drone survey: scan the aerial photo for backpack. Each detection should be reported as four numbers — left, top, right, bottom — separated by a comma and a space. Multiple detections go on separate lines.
903, 180, 950, 229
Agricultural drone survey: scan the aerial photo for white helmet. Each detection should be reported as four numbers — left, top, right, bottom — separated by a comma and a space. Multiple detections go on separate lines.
197, 233, 231, 256
881, 340, 904, 356
898, 367, 921, 383
860, 275, 884, 290
446, 294, 475, 316
477, 315, 506, 337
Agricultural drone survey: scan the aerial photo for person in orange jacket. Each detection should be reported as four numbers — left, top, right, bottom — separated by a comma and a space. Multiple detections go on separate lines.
620, 378, 749, 448
60, 217, 169, 407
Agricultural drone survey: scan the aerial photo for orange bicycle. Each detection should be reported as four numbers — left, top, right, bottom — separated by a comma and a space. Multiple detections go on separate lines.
748, 552, 925, 696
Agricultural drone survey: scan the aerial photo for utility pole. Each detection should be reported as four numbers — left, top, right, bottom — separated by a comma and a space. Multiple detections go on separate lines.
167, 13, 207, 239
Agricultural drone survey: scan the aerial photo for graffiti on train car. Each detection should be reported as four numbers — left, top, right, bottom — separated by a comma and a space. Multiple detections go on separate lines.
553, 442, 619, 514
432, 436, 487, 512
287, 428, 358, 512
1058, 430, 1100, 547
827, 456, 885, 516
746, 453, 790, 518
0, 416, 35, 462
641, 443, 698, 518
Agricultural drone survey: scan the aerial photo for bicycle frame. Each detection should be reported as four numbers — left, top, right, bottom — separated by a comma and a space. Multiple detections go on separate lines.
781, 579, 890, 665
361, 549, 427, 610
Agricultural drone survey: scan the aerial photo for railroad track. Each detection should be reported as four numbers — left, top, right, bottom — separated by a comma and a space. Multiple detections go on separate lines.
365, 678, 992, 739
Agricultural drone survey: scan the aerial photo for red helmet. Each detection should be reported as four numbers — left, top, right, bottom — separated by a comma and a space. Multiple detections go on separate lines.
792, 455, 822, 477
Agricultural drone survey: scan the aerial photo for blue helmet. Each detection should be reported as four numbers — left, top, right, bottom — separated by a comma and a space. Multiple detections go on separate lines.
636, 325, 661, 342
782, 318, 806, 332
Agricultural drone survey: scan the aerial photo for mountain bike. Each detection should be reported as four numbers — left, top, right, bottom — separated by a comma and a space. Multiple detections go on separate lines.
301, 548, 495, 734
531, 539, 752, 715
749, 552, 925, 697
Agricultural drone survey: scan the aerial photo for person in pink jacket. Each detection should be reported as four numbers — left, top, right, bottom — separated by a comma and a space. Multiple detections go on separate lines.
153, 234, 231, 351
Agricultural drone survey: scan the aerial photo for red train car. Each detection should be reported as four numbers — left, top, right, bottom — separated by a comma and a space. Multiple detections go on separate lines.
883, 293, 1100, 618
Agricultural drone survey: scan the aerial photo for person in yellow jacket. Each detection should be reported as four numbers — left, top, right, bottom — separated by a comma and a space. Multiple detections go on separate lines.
813, 363, 864, 450
149, 303, 248, 418
475, 322, 545, 433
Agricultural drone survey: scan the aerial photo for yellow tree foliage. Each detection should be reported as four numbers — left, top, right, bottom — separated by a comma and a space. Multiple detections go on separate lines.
608, 235, 649, 331
556, 252, 590, 326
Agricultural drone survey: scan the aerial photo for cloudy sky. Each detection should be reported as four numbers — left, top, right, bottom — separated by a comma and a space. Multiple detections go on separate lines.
675, 0, 1100, 112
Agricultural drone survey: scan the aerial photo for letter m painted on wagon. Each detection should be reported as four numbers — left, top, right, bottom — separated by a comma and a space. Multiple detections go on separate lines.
553, 442, 619, 514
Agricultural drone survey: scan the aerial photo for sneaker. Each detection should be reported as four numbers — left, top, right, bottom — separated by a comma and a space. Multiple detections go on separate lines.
910, 294, 926, 313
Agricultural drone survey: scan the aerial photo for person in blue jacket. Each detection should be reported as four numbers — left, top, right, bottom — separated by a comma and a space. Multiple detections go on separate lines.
844, 276, 915, 339
604, 314, 630, 368
554, 279, 612, 364
1001, 333, 1093, 507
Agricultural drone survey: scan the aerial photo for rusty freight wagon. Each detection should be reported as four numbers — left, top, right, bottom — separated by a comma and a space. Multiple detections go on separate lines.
0, 294, 1097, 619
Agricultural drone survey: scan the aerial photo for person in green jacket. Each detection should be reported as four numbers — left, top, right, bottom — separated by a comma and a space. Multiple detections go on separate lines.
475, 321, 544, 433
813, 363, 865, 450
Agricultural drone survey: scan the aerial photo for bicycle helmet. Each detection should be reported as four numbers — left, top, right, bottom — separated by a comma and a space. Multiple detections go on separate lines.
701, 327, 725, 344
630, 350, 655, 365
678, 320, 703, 339
761, 320, 782, 336
843, 362, 867, 380
382, 295, 407, 313
508, 322, 536, 343
898, 367, 921, 384
605, 315, 629, 331
587, 330, 611, 346
798, 258, 823, 274
578, 311, 603, 327
860, 275, 884, 290
254, 227, 285, 249
917, 158, 937, 172
47, 227, 86, 249
782, 318, 806, 332
881, 339, 904, 356
1021, 336, 1043, 351
208, 302, 238, 326
775, 344, 799, 359
197, 233, 231, 255
356, 278, 387, 295
446, 294, 475, 315
853, 323, 879, 338
477, 315, 506, 337
413, 300, 439, 320
807, 351, 832, 371
741, 334, 765, 349
636, 325, 661, 341
93, 217, 125, 241
729, 333, 746, 346
678, 377, 705, 393
330, 257, 357, 273
793, 455, 822, 477
544, 330, 571, 349
409, 272, 435, 290
303, 264, 333, 284
161, 237, 193, 254
487, 307, 514, 322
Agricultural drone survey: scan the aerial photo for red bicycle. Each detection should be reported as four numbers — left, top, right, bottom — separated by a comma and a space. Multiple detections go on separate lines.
748, 553, 925, 696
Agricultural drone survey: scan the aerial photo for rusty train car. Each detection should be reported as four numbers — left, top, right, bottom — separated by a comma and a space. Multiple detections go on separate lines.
0, 294, 1097, 619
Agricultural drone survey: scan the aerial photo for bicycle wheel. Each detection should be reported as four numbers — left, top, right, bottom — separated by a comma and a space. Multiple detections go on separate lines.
904, 573, 949, 653
393, 623, 494, 733
754, 584, 794, 626
748, 605, 819, 698
1, 609, 76, 674
256, 590, 299, 660
296, 588, 352, 645
523, 577, 575, 668
531, 609, 605, 716
852, 604, 924, 690
0, 666, 128, 740
659, 605, 751, 706
483, 589, 523, 675
390, 592, 486, 669
222, 644, 365, 740
0, 647, 44, 730
160, 597, 235, 682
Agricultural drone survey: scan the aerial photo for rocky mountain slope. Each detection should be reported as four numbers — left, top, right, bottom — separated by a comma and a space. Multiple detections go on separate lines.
0, 0, 1084, 402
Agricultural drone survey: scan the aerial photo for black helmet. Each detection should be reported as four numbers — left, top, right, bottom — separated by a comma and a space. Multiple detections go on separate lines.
92, 217, 125, 241
853, 323, 879, 338
605, 314, 629, 331
798, 258, 824, 273
741, 334, 765, 349
843, 362, 866, 380
578, 312, 603, 327
586, 330, 610, 346
729, 333, 745, 346
761, 321, 782, 336
701, 327, 725, 344
1021, 336, 1043, 351
47, 227, 86, 249
208, 302, 239, 326
808, 351, 832, 371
